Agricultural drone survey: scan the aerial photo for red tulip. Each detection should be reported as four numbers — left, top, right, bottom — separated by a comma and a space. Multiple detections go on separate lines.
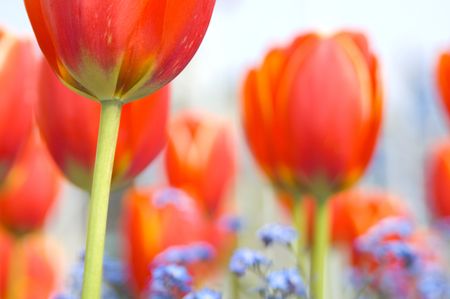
0, 230, 63, 299
426, 140, 450, 221
165, 111, 237, 217
0, 132, 61, 234
0, 29, 36, 182
121, 186, 205, 293
25, 0, 216, 102
36, 60, 169, 190
242, 31, 382, 195
437, 51, 450, 119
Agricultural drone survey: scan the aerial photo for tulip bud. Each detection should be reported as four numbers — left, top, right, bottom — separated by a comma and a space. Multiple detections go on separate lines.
121, 186, 205, 294
165, 111, 237, 217
25, 0, 216, 102
0, 132, 61, 234
0, 29, 36, 182
242, 31, 382, 196
426, 140, 450, 222
0, 230, 63, 299
36, 60, 169, 190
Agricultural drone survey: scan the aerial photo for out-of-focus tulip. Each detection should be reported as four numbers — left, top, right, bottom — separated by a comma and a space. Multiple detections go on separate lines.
279, 190, 410, 245
121, 186, 205, 294
0, 132, 61, 234
36, 60, 169, 190
0, 231, 63, 299
0, 227, 13, 296
331, 191, 410, 245
426, 140, 450, 221
0, 29, 36, 182
242, 31, 382, 195
437, 51, 450, 119
25, 0, 216, 102
165, 112, 237, 217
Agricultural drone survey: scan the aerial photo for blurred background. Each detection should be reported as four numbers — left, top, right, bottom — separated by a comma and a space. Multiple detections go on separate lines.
2, 0, 450, 297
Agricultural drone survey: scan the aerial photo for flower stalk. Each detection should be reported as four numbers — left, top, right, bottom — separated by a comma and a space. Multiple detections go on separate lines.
310, 192, 330, 299
81, 101, 122, 299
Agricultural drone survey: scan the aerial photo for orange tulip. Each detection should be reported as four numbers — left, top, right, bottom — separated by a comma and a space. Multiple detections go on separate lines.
331, 190, 410, 245
426, 140, 450, 221
437, 50, 450, 119
0, 230, 63, 299
121, 186, 205, 294
242, 31, 382, 195
25, 0, 216, 102
0, 29, 36, 182
0, 132, 61, 234
36, 60, 169, 190
165, 111, 237, 217
279, 190, 410, 245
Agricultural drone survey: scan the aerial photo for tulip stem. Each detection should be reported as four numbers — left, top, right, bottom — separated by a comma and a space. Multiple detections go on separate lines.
293, 196, 307, 277
81, 101, 122, 299
310, 192, 330, 299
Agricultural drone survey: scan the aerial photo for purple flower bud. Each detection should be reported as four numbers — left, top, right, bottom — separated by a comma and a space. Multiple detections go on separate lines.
153, 242, 215, 266
257, 224, 298, 247
229, 248, 271, 276
183, 288, 222, 299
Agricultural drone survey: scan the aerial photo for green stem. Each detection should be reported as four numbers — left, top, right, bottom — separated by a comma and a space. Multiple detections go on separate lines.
293, 196, 307, 277
310, 194, 330, 299
81, 101, 122, 299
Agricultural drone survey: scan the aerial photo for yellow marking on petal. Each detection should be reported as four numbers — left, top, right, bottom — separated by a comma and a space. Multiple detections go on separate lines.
120, 57, 156, 102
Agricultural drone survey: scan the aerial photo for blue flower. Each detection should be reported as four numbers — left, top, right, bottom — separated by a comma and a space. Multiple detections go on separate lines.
257, 224, 298, 247
55, 252, 130, 298
417, 269, 450, 299
150, 264, 192, 298
102, 258, 127, 286
265, 268, 306, 298
153, 187, 190, 208
219, 215, 243, 233
153, 242, 215, 266
183, 288, 222, 299
374, 241, 418, 270
356, 217, 413, 252
229, 248, 271, 276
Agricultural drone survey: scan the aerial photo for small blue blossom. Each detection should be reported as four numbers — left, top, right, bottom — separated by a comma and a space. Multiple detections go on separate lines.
356, 217, 413, 252
265, 268, 306, 298
153, 187, 190, 208
102, 258, 127, 285
257, 224, 298, 247
153, 242, 215, 266
373, 241, 418, 270
417, 268, 450, 299
183, 288, 222, 299
150, 264, 192, 298
229, 248, 271, 276
219, 215, 243, 233
52, 294, 76, 299
55, 252, 130, 299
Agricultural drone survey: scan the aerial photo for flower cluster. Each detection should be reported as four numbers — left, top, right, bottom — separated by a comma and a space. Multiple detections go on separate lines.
148, 243, 221, 299
352, 217, 450, 298
229, 223, 307, 299
152, 242, 215, 266
257, 224, 298, 247
55, 253, 130, 299
184, 289, 222, 299
150, 264, 192, 298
